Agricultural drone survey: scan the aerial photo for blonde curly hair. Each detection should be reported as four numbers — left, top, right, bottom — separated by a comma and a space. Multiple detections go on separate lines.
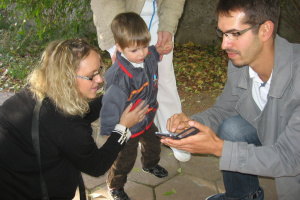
28, 38, 101, 117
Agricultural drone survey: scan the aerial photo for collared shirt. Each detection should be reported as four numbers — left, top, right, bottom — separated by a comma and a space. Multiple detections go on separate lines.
249, 67, 272, 111
121, 53, 144, 68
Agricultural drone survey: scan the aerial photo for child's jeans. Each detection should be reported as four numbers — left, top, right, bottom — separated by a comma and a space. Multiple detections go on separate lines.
107, 123, 161, 189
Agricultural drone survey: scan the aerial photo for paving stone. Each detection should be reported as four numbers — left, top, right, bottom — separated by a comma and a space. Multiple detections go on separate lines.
181, 154, 222, 181
0, 92, 14, 105
88, 180, 154, 200
82, 172, 107, 191
155, 174, 217, 200
216, 180, 225, 193
259, 177, 278, 200
128, 145, 180, 187
124, 181, 154, 200
86, 183, 110, 199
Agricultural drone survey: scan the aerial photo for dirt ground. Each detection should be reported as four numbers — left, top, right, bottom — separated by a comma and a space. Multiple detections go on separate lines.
177, 85, 222, 116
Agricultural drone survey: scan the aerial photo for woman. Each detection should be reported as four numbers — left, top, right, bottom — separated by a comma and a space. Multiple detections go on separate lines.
0, 39, 148, 199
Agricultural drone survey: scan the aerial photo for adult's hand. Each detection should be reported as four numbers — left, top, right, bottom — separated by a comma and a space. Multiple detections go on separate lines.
162, 120, 224, 157
156, 31, 172, 47
111, 49, 117, 64
155, 31, 173, 60
107, 46, 117, 64
167, 113, 191, 133
119, 101, 149, 128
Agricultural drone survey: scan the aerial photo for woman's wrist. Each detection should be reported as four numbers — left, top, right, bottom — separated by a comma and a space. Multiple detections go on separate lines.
114, 124, 131, 142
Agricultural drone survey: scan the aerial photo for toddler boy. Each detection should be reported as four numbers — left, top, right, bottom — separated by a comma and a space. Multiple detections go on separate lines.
100, 12, 170, 200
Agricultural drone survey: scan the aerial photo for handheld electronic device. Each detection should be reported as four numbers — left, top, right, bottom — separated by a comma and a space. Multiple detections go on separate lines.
155, 127, 199, 140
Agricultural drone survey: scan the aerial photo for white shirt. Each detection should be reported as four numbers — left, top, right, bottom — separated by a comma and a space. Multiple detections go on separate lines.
140, 0, 159, 32
121, 53, 144, 68
249, 67, 272, 111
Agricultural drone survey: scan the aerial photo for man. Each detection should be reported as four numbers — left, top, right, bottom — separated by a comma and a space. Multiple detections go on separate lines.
161, 0, 300, 200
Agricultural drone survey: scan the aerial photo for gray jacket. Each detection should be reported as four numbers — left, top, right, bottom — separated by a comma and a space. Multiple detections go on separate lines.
100, 46, 160, 137
192, 35, 300, 200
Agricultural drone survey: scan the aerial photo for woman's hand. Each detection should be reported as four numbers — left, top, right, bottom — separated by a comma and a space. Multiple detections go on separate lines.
119, 101, 148, 128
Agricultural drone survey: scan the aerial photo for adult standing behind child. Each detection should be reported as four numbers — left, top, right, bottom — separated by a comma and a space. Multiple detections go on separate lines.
90, 0, 191, 162
100, 12, 170, 200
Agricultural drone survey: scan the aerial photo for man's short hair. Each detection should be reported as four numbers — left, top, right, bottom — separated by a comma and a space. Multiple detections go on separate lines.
216, 0, 280, 38
111, 12, 151, 49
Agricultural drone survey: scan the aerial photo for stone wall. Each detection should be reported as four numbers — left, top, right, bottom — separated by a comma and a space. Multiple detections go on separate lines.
175, 0, 300, 45
175, 0, 219, 45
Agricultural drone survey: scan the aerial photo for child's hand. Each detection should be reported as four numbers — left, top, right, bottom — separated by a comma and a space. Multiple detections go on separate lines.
119, 100, 148, 128
156, 40, 173, 55
155, 31, 174, 60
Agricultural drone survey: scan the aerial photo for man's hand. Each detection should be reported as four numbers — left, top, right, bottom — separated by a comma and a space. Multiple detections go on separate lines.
167, 113, 191, 133
162, 120, 224, 157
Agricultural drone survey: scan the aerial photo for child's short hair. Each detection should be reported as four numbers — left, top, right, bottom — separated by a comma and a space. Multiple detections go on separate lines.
111, 12, 151, 49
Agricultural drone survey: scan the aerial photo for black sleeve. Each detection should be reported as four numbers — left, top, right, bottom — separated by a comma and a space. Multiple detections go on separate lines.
58, 120, 125, 177
41, 93, 126, 177
149, 45, 160, 62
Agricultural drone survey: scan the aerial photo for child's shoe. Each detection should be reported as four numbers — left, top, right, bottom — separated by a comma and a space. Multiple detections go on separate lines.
108, 187, 130, 200
142, 164, 168, 178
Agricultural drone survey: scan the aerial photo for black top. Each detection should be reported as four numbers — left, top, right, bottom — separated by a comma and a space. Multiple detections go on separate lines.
0, 87, 125, 199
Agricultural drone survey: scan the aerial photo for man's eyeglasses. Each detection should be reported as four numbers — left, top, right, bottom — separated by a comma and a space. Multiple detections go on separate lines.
77, 66, 105, 81
215, 22, 264, 40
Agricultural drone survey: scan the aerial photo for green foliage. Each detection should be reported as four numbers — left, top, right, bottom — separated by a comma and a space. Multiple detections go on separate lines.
177, 167, 183, 174
173, 42, 228, 93
0, 28, 38, 91
1, 0, 298, 94
0, 0, 99, 92
0, 37, 228, 93
0, 1, 229, 93
163, 188, 177, 196
0, 0, 95, 42
0, 0, 98, 64
134, 167, 140, 172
